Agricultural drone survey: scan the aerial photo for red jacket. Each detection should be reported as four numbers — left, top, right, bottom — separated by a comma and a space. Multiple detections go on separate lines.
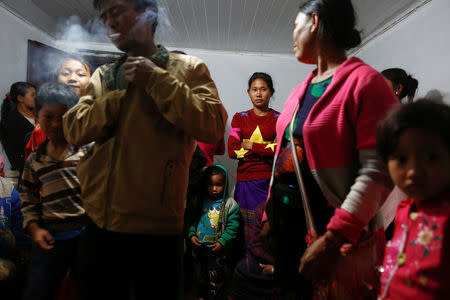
380, 196, 450, 299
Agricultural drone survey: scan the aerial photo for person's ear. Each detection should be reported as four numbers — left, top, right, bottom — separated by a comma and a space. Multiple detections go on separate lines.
310, 13, 320, 34
395, 84, 404, 96
17, 95, 24, 103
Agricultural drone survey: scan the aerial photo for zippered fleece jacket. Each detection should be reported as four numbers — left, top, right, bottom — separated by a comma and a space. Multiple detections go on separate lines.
63, 46, 227, 235
186, 164, 241, 254
266, 57, 398, 244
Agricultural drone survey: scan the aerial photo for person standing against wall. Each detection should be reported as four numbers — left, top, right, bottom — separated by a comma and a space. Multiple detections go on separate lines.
62, 0, 227, 299
0, 82, 36, 174
228, 72, 279, 248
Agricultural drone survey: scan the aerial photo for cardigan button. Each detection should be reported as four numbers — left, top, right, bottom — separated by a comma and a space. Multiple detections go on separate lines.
397, 253, 406, 266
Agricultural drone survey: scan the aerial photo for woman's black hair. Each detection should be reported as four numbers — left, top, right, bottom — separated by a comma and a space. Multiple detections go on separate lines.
35, 82, 79, 112
93, 0, 158, 34
299, 0, 361, 50
0, 82, 36, 147
376, 99, 450, 163
54, 54, 92, 81
381, 68, 419, 102
248, 72, 275, 95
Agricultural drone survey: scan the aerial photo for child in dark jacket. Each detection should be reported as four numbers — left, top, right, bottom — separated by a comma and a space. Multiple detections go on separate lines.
186, 164, 241, 299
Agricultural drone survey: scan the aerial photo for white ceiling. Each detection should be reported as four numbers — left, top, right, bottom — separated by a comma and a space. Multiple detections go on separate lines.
1, 0, 424, 54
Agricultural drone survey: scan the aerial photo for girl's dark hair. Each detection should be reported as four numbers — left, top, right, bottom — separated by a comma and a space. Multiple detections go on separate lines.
248, 72, 275, 94
35, 82, 79, 112
299, 0, 361, 50
54, 54, 92, 81
0, 82, 36, 146
93, 0, 158, 34
376, 99, 450, 163
381, 68, 418, 102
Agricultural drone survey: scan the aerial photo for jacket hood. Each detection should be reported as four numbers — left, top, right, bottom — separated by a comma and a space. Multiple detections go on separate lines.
202, 164, 229, 200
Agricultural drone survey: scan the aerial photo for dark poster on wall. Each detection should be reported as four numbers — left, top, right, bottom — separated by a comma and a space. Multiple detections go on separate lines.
26, 40, 121, 88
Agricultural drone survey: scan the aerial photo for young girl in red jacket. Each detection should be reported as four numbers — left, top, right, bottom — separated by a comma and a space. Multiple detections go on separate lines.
377, 100, 450, 299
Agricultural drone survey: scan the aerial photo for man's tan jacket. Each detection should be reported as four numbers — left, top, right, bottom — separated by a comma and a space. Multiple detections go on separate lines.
63, 50, 227, 235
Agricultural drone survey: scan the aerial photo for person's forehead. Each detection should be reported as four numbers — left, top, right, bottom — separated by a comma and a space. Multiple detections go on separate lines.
59, 60, 88, 72
100, 0, 132, 13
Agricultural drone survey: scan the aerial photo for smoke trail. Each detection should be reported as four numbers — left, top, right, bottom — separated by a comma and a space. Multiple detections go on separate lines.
55, 2, 177, 48
56, 15, 109, 43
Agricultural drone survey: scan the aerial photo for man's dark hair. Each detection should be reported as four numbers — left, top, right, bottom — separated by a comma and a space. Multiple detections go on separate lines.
93, 0, 159, 34
376, 99, 450, 163
35, 82, 79, 111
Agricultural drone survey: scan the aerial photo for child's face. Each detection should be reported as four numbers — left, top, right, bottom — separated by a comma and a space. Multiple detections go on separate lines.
207, 174, 225, 200
387, 128, 450, 206
58, 59, 90, 97
36, 104, 69, 142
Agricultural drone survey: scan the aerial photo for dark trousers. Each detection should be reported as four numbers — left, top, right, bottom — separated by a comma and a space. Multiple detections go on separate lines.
192, 246, 225, 300
22, 237, 79, 300
77, 217, 183, 300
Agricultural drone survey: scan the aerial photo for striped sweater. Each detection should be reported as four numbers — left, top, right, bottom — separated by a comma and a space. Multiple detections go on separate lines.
20, 140, 90, 231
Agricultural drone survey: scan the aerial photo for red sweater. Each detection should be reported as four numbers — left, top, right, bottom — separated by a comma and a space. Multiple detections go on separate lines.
228, 109, 279, 181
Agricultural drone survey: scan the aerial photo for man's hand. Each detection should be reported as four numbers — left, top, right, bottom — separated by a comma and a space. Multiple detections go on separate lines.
242, 141, 253, 150
123, 56, 158, 87
211, 242, 223, 253
190, 235, 202, 247
28, 222, 54, 251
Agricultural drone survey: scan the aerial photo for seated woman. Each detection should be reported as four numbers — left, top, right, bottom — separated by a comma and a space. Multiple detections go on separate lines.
0, 82, 36, 173
382, 68, 418, 103
25, 55, 91, 158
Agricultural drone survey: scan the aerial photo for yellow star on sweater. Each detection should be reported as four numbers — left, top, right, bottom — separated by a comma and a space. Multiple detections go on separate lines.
265, 143, 276, 152
234, 147, 249, 159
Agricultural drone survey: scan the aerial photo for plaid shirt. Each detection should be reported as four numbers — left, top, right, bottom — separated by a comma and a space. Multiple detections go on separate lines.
20, 140, 91, 231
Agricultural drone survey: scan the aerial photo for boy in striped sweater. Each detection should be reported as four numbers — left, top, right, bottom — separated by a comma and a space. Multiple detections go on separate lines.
19, 82, 90, 300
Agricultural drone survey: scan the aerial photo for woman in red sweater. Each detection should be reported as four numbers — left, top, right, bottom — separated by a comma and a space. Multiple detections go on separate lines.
228, 72, 279, 247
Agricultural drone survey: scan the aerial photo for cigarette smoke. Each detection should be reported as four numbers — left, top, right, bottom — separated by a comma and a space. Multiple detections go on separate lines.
55, 2, 176, 47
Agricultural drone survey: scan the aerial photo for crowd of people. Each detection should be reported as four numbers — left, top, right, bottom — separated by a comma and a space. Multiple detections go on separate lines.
0, 0, 448, 299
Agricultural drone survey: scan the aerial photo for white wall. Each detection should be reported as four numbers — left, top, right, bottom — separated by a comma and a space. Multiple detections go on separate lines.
0, 4, 56, 169
354, 0, 450, 103
0, 4, 55, 97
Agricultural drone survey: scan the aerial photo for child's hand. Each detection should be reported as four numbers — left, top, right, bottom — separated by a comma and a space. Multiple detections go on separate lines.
211, 242, 223, 253
259, 263, 275, 275
29, 223, 54, 250
190, 235, 202, 247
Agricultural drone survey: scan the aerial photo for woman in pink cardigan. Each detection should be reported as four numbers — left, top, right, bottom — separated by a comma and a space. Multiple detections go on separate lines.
262, 0, 398, 298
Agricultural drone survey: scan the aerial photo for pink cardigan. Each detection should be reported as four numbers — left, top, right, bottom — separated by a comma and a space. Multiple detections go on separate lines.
266, 57, 398, 243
